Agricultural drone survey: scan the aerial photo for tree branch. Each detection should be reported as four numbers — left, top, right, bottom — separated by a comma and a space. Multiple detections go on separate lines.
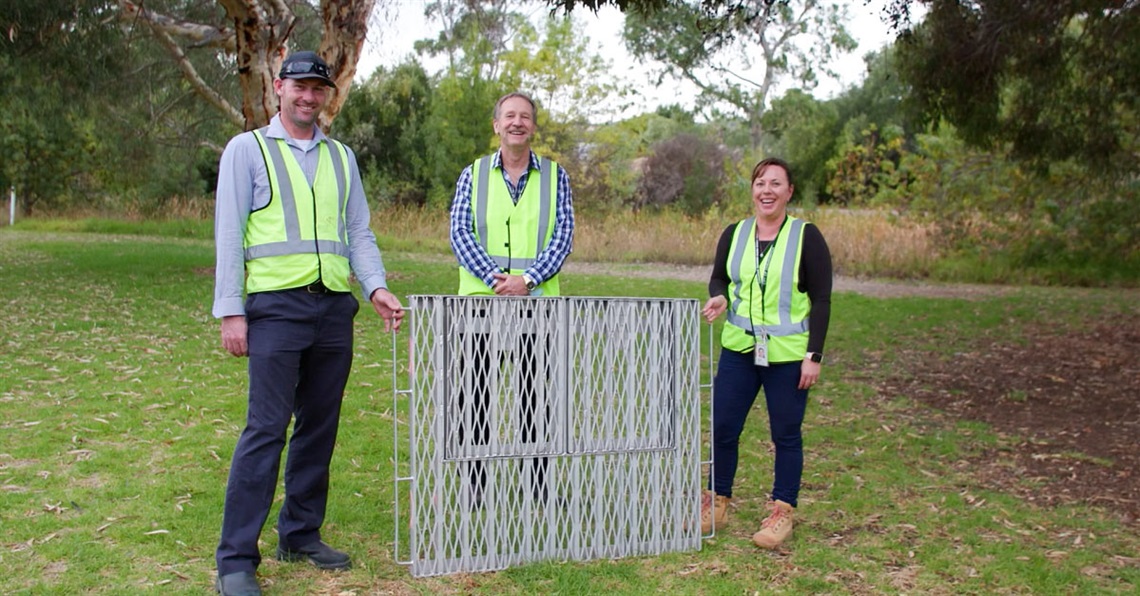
118, 1, 236, 52
148, 24, 244, 129
707, 64, 765, 89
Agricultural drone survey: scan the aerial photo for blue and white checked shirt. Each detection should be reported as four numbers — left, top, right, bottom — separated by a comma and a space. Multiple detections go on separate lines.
448, 150, 574, 290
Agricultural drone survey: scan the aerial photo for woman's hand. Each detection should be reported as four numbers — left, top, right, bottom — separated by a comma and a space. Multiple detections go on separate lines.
799, 359, 820, 390
701, 295, 727, 324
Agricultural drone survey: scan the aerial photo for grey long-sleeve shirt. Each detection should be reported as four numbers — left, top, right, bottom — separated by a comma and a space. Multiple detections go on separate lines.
211, 114, 389, 318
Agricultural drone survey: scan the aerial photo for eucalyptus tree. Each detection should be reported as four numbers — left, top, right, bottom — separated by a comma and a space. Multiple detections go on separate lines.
1, 1, 112, 209
416, 0, 529, 80
412, 0, 628, 206
114, 0, 387, 131
620, 0, 856, 149
885, 0, 1140, 172
878, 1, 1140, 274
1, 0, 231, 209
1, 0, 382, 211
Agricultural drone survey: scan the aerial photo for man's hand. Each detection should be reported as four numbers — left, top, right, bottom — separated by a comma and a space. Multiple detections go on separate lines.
491, 272, 530, 296
370, 288, 405, 332
220, 315, 248, 357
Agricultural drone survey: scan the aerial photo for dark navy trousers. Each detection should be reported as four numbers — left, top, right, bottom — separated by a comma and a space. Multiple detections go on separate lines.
216, 289, 359, 576
710, 348, 809, 506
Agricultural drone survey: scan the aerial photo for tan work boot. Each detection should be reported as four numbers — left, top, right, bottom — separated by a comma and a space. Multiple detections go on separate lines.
752, 499, 794, 548
699, 490, 731, 533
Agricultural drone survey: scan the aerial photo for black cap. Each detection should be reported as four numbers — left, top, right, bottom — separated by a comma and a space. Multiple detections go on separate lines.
278, 51, 336, 88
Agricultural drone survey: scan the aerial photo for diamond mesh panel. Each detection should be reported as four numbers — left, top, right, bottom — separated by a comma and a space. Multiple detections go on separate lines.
397, 296, 702, 577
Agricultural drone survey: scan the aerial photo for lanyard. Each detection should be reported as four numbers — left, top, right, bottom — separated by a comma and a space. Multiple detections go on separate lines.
754, 216, 787, 296
748, 216, 787, 340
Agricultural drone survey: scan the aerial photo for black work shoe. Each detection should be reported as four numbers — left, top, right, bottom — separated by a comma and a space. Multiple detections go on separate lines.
276, 540, 352, 570
215, 571, 261, 596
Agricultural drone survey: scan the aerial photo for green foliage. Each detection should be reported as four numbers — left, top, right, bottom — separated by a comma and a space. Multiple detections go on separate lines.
826, 123, 908, 207
500, 16, 624, 126
417, 0, 529, 80
0, 0, 234, 212
622, 0, 855, 148
896, 0, 1140, 172
831, 46, 914, 136
880, 127, 1140, 285
404, 1, 641, 209
497, 14, 633, 210
332, 61, 434, 207
420, 73, 508, 208
557, 123, 637, 214
761, 89, 840, 203
563, 110, 705, 213
635, 132, 732, 216
807, 46, 923, 207
0, 82, 97, 211
0, 1, 122, 211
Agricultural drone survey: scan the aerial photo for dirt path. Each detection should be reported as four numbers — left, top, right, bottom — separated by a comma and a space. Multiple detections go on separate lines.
563, 261, 1013, 300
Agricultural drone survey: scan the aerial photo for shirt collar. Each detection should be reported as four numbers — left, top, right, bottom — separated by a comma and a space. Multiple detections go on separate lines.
265, 114, 328, 148
492, 149, 542, 172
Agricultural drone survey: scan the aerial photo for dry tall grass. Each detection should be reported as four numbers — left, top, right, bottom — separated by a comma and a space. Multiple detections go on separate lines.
370, 206, 939, 278
22, 195, 216, 221
17, 200, 935, 279
810, 209, 939, 277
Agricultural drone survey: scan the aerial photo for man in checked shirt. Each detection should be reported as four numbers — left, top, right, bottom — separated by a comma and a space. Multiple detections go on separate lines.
447, 92, 574, 508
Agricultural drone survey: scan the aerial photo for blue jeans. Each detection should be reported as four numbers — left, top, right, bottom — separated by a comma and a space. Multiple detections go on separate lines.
710, 348, 809, 506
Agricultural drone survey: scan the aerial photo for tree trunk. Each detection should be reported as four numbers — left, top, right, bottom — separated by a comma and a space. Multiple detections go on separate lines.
119, 0, 379, 133
316, 0, 376, 131
217, 0, 296, 131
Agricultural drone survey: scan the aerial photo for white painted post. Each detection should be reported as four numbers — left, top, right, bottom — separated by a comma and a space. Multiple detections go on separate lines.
8, 186, 13, 226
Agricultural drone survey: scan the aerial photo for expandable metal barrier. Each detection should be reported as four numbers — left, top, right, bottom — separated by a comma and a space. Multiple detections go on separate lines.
391, 295, 715, 577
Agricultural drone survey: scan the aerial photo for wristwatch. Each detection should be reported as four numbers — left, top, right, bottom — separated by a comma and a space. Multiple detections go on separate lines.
806, 352, 823, 363
523, 274, 537, 291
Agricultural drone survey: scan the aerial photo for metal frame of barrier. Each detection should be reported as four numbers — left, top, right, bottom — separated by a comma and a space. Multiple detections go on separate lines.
392, 295, 711, 577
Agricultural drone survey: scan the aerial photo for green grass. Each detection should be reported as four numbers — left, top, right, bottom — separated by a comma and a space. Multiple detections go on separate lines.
1, 230, 1138, 594
9, 217, 215, 239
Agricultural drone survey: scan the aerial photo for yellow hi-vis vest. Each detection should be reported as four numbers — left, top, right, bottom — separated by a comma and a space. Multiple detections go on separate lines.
721, 216, 811, 363
457, 154, 561, 296
243, 130, 353, 294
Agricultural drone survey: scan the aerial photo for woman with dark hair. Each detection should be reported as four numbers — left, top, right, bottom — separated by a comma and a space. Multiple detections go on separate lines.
699, 157, 833, 549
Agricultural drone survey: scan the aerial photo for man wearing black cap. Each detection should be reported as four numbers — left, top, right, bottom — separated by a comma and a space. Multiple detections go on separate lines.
211, 50, 404, 596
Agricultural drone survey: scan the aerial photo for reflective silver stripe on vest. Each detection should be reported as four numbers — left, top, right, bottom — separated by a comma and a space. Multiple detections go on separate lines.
768, 218, 807, 336
248, 131, 350, 260
535, 157, 553, 256
473, 156, 554, 272
245, 239, 349, 259
255, 129, 301, 244
474, 156, 492, 249
725, 217, 754, 332
490, 255, 536, 269
327, 140, 348, 244
725, 218, 809, 337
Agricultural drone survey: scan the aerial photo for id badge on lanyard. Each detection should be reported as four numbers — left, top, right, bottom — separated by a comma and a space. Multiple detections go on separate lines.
754, 332, 769, 367
753, 228, 779, 368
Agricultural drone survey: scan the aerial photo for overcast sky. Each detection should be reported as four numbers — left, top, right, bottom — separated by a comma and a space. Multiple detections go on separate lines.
357, 1, 911, 119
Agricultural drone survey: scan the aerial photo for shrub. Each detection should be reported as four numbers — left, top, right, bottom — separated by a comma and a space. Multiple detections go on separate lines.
634, 133, 731, 216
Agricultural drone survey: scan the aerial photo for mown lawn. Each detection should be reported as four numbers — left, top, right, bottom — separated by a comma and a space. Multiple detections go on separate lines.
1, 230, 1137, 594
